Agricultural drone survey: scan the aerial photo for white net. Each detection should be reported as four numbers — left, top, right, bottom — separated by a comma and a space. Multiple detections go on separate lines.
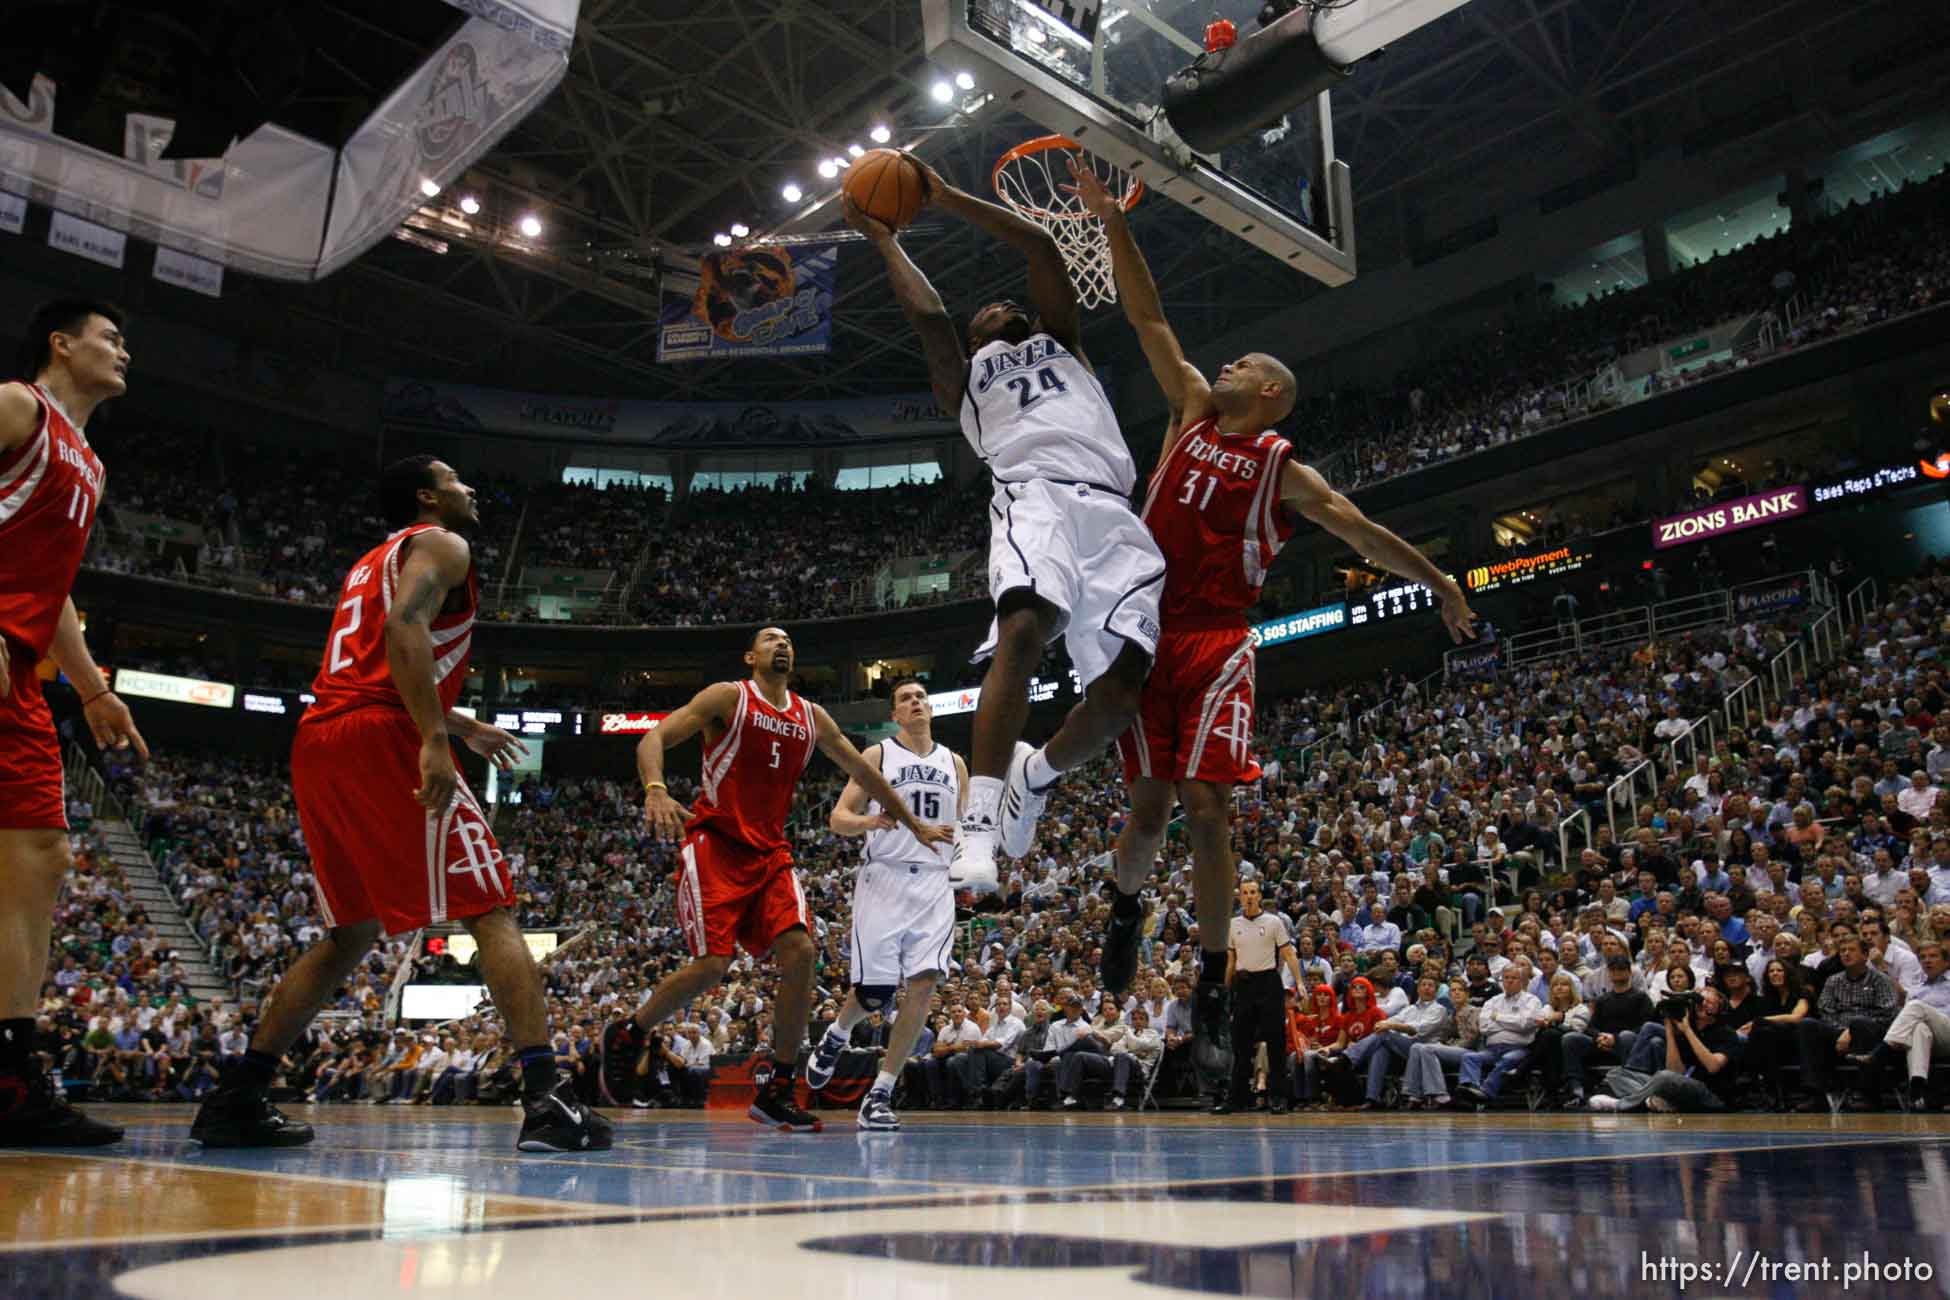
992, 138, 1143, 309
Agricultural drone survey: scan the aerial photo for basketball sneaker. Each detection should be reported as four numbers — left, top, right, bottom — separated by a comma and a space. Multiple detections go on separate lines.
857, 1087, 900, 1132
190, 1088, 315, 1148
598, 1019, 644, 1107
1101, 906, 1142, 997
997, 742, 1050, 860
949, 811, 999, 891
0, 1070, 123, 1147
517, 1081, 614, 1153
803, 1025, 848, 1092
748, 1071, 823, 1133
1192, 981, 1233, 1080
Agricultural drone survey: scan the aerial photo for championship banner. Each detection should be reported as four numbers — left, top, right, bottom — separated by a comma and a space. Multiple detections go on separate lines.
380, 379, 956, 445
1732, 574, 1808, 617
1651, 486, 1807, 550
0, 191, 23, 235
48, 212, 126, 269
657, 244, 838, 362
153, 245, 225, 297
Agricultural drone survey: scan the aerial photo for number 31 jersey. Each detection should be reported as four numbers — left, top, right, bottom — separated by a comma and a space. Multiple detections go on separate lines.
303, 523, 478, 725
1138, 415, 1299, 626
863, 735, 959, 869
961, 332, 1135, 495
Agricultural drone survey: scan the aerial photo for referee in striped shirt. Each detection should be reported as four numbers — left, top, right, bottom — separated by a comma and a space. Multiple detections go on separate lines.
1214, 880, 1303, 1114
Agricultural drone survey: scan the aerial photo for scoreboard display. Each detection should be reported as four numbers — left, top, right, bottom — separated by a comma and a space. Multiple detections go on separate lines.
1348, 580, 1438, 626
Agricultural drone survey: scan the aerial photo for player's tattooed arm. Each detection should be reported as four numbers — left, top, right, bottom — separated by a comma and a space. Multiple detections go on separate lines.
810, 704, 955, 848
843, 196, 967, 411
829, 744, 898, 837
1279, 460, 1478, 645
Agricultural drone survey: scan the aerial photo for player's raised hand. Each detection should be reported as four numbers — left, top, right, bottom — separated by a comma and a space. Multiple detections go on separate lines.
1064, 156, 1120, 222
415, 736, 458, 811
1438, 584, 1479, 645
461, 721, 529, 771
84, 690, 149, 761
643, 786, 692, 841
840, 193, 897, 244
898, 151, 948, 205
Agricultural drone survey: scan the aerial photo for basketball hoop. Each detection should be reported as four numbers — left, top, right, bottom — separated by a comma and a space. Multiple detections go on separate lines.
992, 136, 1143, 309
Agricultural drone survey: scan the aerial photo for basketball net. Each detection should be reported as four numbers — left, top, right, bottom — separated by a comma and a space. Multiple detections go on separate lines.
992, 136, 1143, 310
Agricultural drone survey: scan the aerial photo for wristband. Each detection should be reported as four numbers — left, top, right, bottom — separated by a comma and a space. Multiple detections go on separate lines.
80, 689, 114, 707
643, 781, 667, 793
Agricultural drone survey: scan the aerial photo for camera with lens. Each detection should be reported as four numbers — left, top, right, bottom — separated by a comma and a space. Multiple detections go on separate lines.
1661, 990, 1704, 1020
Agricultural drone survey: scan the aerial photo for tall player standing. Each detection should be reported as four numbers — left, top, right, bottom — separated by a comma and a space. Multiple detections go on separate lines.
1070, 162, 1477, 1083
806, 676, 967, 1130
607, 628, 952, 1132
188, 456, 611, 1153
844, 157, 1164, 891
0, 300, 146, 1147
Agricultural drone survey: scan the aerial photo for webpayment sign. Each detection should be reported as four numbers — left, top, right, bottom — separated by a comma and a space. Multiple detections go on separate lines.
1251, 603, 1347, 647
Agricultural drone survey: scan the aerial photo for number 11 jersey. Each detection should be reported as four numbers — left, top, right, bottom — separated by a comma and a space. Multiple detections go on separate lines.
961, 332, 1135, 494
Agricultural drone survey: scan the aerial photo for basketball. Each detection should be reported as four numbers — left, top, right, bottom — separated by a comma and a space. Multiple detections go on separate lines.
843, 149, 925, 230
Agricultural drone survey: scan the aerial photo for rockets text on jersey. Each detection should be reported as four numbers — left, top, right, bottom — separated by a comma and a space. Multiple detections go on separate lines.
1139, 415, 1298, 627
303, 524, 478, 725
960, 332, 1135, 495
0, 383, 105, 660
689, 680, 820, 854
863, 735, 959, 869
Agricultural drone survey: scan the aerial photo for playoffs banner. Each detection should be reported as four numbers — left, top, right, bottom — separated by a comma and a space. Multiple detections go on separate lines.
1732, 574, 1808, 617
658, 244, 837, 362
1445, 642, 1501, 681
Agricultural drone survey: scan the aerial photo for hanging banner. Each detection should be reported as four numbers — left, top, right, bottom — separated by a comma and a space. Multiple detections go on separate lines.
657, 244, 837, 362
1732, 574, 1809, 617
47, 211, 126, 269
154, 245, 225, 297
1651, 486, 1807, 549
1445, 642, 1502, 680
0, 191, 23, 234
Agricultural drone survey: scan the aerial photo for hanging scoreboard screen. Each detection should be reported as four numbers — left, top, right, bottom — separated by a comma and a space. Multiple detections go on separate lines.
1348, 580, 1439, 626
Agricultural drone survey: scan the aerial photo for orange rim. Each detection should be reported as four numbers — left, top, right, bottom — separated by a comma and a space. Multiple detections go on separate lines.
992, 134, 1144, 221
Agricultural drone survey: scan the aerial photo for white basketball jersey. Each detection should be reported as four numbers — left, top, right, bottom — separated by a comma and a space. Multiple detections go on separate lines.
864, 736, 959, 869
961, 332, 1135, 494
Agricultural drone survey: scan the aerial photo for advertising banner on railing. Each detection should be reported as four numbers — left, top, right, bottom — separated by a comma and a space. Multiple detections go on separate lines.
1445, 642, 1502, 680
1651, 486, 1807, 549
380, 378, 958, 445
657, 244, 838, 362
1732, 574, 1808, 617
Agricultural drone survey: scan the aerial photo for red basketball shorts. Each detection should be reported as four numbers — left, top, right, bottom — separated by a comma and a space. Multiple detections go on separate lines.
291, 708, 511, 936
1117, 626, 1261, 786
673, 828, 809, 959
0, 646, 65, 830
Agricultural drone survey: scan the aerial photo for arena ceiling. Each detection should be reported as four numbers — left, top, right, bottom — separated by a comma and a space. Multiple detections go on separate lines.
250, 0, 1943, 403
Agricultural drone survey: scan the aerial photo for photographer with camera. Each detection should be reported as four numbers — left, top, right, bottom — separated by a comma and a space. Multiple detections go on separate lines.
1588, 986, 1742, 1112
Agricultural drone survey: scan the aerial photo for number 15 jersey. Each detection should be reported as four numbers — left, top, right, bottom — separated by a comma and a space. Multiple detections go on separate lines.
863, 735, 958, 869
961, 333, 1135, 495
304, 523, 478, 725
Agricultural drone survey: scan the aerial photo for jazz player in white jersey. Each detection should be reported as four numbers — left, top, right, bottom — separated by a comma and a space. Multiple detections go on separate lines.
845, 156, 1162, 890
803, 676, 967, 1130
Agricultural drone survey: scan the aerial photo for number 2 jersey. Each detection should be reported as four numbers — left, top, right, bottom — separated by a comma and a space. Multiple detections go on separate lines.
862, 735, 958, 869
1138, 415, 1299, 628
960, 332, 1135, 494
0, 382, 105, 661
303, 523, 478, 726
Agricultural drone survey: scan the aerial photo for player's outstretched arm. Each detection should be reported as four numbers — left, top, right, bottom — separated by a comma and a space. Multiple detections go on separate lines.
809, 704, 955, 849
636, 681, 740, 838
1278, 461, 1478, 644
829, 744, 898, 837
1069, 159, 1211, 440
845, 196, 967, 413
904, 154, 1082, 358
384, 529, 472, 809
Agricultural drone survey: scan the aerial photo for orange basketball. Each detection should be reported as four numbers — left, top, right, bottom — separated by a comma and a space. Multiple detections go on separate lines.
843, 149, 925, 230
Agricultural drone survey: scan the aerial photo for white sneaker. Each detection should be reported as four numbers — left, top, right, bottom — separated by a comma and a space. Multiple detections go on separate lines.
1587, 1094, 1620, 1111
998, 742, 1050, 860
949, 814, 999, 890
1108, 1094, 1126, 1111
858, 1090, 900, 1131
1061, 1095, 1079, 1110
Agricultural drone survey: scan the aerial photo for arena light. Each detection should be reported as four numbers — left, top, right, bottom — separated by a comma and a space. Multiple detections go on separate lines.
419, 178, 441, 197
870, 123, 892, 143
712, 232, 732, 247
931, 80, 954, 103
847, 143, 865, 158
459, 195, 481, 215
954, 71, 976, 91
729, 222, 749, 238
817, 159, 839, 180
517, 214, 543, 238
833, 154, 851, 169
781, 181, 803, 203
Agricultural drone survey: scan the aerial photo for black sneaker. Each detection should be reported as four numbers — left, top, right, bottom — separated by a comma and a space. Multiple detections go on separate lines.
1102, 906, 1141, 997
1209, 1094, 1234, 1115
1192, 981, 1233, 1079
598, 1020, 644, 1107
0, 1071, 123, 1147
749, 1071, 822, 1132
190, 1089, 315, 1148
517, 1081, 614, 1153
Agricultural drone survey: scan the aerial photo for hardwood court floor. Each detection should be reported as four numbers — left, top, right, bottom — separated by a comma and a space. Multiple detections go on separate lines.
6, 1105, 1950, 1297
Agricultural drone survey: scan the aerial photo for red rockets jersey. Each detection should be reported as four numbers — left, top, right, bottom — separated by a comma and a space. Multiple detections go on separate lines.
0, 383, 105, 660
303, 524, 478, 725
1138, 415, 1299, 627
689, 680, 819, 855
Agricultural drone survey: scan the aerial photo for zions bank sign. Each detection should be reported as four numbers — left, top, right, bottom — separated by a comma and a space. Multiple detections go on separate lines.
1652, 486, 1807, 549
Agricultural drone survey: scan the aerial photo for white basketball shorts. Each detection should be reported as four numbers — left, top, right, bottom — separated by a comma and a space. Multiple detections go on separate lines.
973, 478, 1165, 689
849, 861, 956, 986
